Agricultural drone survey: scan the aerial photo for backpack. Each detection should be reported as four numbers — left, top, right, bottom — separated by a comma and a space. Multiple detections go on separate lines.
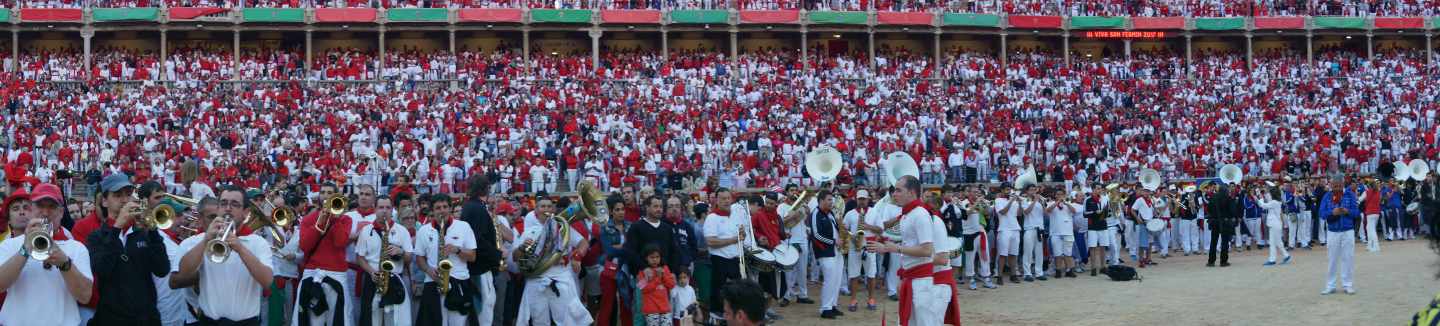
1103, 265, 1141, 282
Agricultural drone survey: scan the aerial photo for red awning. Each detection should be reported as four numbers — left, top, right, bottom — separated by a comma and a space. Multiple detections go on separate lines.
739, 10, 800, 24
169, 7, 229, 20
20, 8, 84, 21
314, 8, 377, 22
875, 11, 931, 25
1253, 16, 1305, 29
457, 8, 522, 22
1007, 15, 1062, 29
1131, 17, 1184, 29
600, 9, 661, 24
1373, 17, 1423, 29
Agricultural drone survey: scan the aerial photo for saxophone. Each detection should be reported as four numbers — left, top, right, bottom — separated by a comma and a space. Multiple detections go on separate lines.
377, 224, 395, 296
436, 219, 453, 294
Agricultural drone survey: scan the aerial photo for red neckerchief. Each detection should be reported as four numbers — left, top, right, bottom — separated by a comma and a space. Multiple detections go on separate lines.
356, 207, 376, 216
712, 208, 730, 217
902, 199, 935, 216
52, 228, 70, 241
161, 229, 179, 243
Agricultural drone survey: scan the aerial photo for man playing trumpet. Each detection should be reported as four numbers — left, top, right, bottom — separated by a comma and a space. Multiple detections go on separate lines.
0, 183, 94, 325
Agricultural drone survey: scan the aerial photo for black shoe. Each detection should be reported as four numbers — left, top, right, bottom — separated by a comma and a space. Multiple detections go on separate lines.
1066, 271, 1077, 278
1206, 262, 1215, 267
1025, 276, 1035, 282
1220, 262, 1231, 267
833, 309, 845, 316
1091, 269, 1097, 277
1010, 276, 1021, 283
779, 299, 790, 307
821, 310, 839, 319
889, 294, 899, 301
796, 298, 815, 304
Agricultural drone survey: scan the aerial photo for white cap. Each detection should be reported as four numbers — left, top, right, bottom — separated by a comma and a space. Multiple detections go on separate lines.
856, 190, 870, 199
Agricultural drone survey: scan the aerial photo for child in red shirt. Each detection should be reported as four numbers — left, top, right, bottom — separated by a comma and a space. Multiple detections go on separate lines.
638, 245, 676, 326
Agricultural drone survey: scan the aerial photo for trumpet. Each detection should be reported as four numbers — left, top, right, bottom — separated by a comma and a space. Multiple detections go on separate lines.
132, 193, 199, 229
206, 214, 239, 264
316, 195, 349, 233
25, 220, 54, 261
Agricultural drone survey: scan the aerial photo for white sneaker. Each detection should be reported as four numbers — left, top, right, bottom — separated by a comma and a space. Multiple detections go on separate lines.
1321, 288, 1335, 295
1345, 288, 1356, 295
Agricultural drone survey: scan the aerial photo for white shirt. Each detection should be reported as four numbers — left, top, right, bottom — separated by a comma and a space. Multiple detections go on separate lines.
994, 197, 1021, 232
0, 234, 92, 326
897, 206, 936, 269
843, 206, 868, 237
1048, 201, 1081, 236
1131, 197, 1155, 221
187, 182, 216, 201
356, 221, 415, 275
1259, 198, 1284, 226
156, 234, 190, 326
415, 219, 477, 282
176, 233, 273, 321
930, 214, 952, 272
512, 213, 583, 279
863, 202, 902, 235
702, 212, 743, 259
1022, 198, 1046, 231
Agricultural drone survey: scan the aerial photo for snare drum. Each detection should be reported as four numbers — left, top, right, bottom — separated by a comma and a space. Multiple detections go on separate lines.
770, 245, 801, 269
747, 249, 779, 272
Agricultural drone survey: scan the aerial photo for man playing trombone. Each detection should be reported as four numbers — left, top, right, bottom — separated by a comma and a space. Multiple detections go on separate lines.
294, 183, 355, 326
171, 185, 275, 325
0, 182, 94, 325
87, 175, 173, 325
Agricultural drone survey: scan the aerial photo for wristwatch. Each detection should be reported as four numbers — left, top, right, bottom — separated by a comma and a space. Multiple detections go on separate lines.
58, 259, 73, 272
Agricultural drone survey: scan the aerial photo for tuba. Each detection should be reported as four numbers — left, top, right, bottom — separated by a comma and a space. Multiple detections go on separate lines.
1411, 159, 1431, 181
783, 146, 843, 228
1394, 161, 1413, 181
1138, 169, 1163, 191
1218, 164, 1244, 185
515, 179, 606, 278
1013, 166, 1038, 191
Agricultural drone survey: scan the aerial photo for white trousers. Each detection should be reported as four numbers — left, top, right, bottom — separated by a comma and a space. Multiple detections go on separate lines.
962, 233, 991, 279
1105, 227, 1121, 265
1123, 220, 1138, 257
516, 273, 593, 326
1325, 230, 1355, 290
904, 277, 945, 326
1158, 225, 1172, 253
294, 272, 352, 326
566, 169, 578, 191
818, 257, 842, 312
365, 276, 415, 326
1177, 219, 1198, 254
1242, 219, 1262, 246
1022, 229, 1043, 277
1364, 214, 1381, 252
476, 272, 495, 326
1267, 219, 1290, 263
885, 253, 900, 296
1288, 212, 1308, 247
786, 243, 811, 300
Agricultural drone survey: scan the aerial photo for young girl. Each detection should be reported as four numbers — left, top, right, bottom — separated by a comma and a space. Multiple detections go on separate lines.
639, 245, 677, 326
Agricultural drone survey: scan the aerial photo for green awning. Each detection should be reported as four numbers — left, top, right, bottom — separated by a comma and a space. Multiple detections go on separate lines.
531, 9, 592, 23
1433, 17, 1440, 29
0, 9, 10, 22
1194, 17, 1245, 30
941, 13, 1000, 27
808, 11, 867, 25
669, 9, 728, 24
387, 8, 447, 22
242, 8, 305, 23
1068, 16, 1125, 29
1313, 16, 1365, 29
93, 8, 160, 22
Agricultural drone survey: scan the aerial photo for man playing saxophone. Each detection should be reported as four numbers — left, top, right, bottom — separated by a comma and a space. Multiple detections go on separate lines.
356, 195, 413, 325
414, 195, 478, 326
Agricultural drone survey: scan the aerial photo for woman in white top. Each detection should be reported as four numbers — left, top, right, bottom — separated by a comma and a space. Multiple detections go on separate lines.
1257, 188, 1291, 266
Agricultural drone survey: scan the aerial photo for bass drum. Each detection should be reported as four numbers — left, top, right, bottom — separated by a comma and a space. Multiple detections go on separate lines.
747, 250, 779, 273
770, 245, 801, 270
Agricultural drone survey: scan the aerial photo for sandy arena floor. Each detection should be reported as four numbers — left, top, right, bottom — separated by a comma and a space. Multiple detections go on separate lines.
769, 239, 1440, 326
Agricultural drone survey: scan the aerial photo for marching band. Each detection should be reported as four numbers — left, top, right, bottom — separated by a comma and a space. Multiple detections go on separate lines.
0, 148, 1436, 326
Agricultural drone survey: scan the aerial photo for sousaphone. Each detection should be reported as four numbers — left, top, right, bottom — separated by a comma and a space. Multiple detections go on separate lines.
1394, 161, 1412, 181
1218, 164, 1244, 185
1411, 159, 1431, 181
1138, 168, 1163, 191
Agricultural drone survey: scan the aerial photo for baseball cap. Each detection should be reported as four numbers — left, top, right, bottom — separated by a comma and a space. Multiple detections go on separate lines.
856, 190, 870, 199
100, 173, 134, 193
29, 183, 64, 205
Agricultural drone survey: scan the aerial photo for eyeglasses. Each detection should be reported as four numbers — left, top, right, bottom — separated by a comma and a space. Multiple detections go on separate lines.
220, 200, 245, 209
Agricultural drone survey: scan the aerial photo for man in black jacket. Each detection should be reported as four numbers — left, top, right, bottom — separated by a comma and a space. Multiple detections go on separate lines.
88, 178, 170, 325
459, 175, 500, 325
810, 191, 843, 319
1207, 184, 1238, 267
624, 195, 679, 274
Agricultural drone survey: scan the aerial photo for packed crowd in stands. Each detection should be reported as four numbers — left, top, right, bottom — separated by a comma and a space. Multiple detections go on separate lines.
3, 41, 1439, 201
7, 0, 1439, 16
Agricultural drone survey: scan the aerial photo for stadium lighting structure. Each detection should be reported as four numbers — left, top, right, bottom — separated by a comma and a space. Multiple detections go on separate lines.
833, 34, 840, 39
1345, 36, 1352, 39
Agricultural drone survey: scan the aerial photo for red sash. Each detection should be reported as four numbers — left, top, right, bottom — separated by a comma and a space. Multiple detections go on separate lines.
897, 263, 934, 326
932, 269, 963, 326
